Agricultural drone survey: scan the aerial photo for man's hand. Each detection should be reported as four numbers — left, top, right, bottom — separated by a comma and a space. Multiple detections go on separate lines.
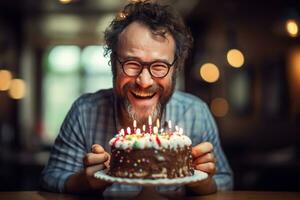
186, 142, 217, 195
192, 142, 216, 175
82, 144, 111, 189
65, 144, 111, 194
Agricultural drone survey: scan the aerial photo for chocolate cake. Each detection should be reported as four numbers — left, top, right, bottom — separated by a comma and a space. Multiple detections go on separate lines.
108, 123, 194, 179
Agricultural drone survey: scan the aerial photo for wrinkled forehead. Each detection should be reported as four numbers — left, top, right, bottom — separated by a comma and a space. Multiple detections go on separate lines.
117, 21, 175, 51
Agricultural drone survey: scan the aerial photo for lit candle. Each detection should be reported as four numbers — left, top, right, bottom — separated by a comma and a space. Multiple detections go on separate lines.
136, 128, 141, 135
133, 120, 137, 133
175, 125, 179, 132
119, 129, 125, 136
142, 124, 146, 134
126, 127, 131, 135
160, 128, 164, 135
156, 119, 160, 129
179, 128, 183, 135
153, 126, 158, 134
148, 116, 152, 134
168, 120, 172, 130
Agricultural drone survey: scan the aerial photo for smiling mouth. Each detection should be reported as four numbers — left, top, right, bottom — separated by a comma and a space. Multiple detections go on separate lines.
131, 91, 156, 99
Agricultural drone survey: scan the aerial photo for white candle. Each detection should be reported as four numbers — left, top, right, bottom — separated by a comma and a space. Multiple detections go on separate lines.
127, 127, 131, 135
156, 119, 160, 128
136, 128, 141, 135
148, 116, 152, 125
168, 120, 172, 129
153, 126, 158, 134
142, 124, 146, 133
119, 129, 125, 136
179, 128, 183, 135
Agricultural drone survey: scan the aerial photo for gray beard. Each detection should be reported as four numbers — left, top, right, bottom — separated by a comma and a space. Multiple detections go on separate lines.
125, 100, 161, 125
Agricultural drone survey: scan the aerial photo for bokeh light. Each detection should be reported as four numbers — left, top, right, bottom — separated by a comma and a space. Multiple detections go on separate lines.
210, 97, 229, 117
227, 49, 245, 68
199, 63, 220, 83
286, 19, 299, 37
0, 70, 12, 91
59, 0, 72, 4
8, 79, 26, 99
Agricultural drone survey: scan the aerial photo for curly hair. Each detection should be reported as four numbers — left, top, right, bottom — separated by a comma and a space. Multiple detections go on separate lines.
104, 0, 193, 75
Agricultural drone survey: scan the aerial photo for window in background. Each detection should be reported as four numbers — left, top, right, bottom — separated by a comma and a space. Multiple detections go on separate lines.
81, 45, 112, 92
42, 45, 112, 144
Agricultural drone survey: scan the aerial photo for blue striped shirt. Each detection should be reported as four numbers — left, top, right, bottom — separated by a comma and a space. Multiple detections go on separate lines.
41, 89, 233, 193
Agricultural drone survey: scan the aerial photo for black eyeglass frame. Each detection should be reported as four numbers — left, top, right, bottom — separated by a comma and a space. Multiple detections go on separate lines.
115, 55, 177, 78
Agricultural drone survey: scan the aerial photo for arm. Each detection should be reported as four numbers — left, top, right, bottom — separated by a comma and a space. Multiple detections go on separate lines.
40, 99, 111, 194
186, 142, 217, 195
185, 102, 233, 195
65, 144, 112, 194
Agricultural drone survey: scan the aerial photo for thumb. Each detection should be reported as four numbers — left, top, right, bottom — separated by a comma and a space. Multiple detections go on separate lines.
91, 144, 105, 154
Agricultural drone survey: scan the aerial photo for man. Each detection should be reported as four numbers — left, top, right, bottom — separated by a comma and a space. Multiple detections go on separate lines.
41, 0, 233, 195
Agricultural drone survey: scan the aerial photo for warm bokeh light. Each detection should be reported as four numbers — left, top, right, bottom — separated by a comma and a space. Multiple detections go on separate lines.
288, 48, 300, 115
286, 19, 299, 37
59, 0, 72, 4
227, 49, 245, 68
210, 98, 229, 117
200, 63, 220, 83
8, 79, 26, 99
0, 69, 12, 91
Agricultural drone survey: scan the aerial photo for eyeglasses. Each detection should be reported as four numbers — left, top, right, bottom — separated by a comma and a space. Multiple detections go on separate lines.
116, 56, 177, 78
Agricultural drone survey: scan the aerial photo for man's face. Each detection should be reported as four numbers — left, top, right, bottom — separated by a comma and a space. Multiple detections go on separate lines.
114, 21, 176, 125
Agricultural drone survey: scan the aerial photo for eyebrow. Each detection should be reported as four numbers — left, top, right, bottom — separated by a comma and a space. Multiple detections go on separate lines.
121, 55, 172, 64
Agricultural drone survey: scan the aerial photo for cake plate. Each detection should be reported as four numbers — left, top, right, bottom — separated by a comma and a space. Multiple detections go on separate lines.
94, 170, 208, 200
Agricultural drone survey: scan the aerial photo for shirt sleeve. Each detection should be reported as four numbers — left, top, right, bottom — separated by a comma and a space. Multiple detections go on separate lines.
40, 99, 87, 192
191, 101, 234, 190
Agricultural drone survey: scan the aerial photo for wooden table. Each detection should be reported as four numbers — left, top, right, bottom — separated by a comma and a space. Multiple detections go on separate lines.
0, 191, 300, 200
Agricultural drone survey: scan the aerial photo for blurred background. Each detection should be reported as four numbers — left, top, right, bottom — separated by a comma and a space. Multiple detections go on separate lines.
0, 0, 300, 192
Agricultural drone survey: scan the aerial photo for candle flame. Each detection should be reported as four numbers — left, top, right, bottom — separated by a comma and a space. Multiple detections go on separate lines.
148, 116, 152, 125
156, 119, 160, 128
142, 124, 146, 132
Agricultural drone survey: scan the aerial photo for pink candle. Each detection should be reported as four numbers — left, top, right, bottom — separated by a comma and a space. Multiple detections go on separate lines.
126, 127, 131, 135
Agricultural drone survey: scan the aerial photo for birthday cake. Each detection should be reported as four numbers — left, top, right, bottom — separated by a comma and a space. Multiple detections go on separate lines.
108, 120, 194, 179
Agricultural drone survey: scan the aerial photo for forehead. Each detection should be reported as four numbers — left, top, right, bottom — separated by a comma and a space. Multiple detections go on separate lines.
117, 21, 175, 61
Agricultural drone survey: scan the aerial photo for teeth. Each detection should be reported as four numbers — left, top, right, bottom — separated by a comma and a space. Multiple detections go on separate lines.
132, 91, 154, 97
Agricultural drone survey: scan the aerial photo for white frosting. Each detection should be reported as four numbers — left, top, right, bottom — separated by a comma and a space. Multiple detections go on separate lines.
109, 130, 192, 150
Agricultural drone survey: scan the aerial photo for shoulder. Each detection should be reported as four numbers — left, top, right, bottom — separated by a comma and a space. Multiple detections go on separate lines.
73, 88, 114, 110
170, 90, 207, 109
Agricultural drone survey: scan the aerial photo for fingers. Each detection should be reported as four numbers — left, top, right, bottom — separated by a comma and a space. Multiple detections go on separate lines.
91, 144, 105, 154
83, 153, 108, 167
194, 162, 216, 174
192, 142, 216, 176
84, 164, 106, 176
192, 142, 213, 158
194, 152, 215, 164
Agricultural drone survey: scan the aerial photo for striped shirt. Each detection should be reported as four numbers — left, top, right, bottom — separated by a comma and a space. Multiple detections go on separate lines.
41, 89, 233, 193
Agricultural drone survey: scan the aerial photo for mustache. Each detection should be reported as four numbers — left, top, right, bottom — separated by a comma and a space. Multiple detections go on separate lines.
124, 83, 163, 94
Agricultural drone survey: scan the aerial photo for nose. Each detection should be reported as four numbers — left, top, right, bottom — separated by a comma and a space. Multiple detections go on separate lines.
136, 68, 154, 88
